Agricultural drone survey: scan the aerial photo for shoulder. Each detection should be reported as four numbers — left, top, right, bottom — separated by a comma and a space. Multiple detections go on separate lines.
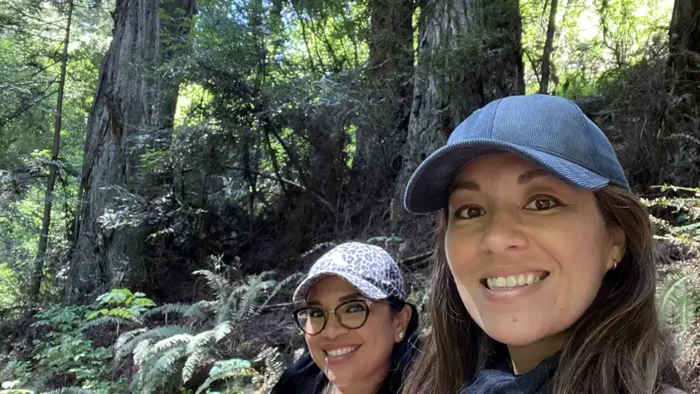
661, 385, 688, 394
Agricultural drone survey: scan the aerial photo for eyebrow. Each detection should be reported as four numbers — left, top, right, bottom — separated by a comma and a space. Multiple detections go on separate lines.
517, 169, 548, 184
305, 292, 365, 307
450, 169, 549, 193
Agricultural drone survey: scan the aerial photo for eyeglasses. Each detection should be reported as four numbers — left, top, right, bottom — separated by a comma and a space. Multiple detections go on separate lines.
292, 299, 377, 335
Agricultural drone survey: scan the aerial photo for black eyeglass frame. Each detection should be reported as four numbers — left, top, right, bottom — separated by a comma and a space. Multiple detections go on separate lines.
292, 298, 380, 336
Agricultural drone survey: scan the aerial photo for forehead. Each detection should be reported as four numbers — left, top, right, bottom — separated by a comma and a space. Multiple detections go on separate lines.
454, 153, 543, 182
306, 276, 361, 303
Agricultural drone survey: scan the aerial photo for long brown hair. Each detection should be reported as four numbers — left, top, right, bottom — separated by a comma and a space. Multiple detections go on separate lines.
401, 186, 682, 394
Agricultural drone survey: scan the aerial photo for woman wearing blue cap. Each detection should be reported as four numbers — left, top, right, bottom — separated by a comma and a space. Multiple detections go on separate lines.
400, 95, 686, 394
271, 242, 419, 394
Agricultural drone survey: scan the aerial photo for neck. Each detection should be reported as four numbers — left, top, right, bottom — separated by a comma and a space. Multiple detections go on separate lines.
507, 332, 567, 375
328, 368, 387, 394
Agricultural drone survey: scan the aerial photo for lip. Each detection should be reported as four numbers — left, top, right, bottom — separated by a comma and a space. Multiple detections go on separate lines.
481, 273, 550, 303
479, 269, 549, 280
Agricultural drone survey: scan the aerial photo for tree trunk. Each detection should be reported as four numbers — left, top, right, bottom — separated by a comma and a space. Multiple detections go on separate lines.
28, 0, 73, 308
666, 0, 700, 185
539, 0, 558, 94
353, 0, 415, 189
66, 0, 196, 302
394, 0, 524, 216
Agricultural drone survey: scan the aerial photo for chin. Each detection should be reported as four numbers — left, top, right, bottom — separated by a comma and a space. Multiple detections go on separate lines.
479, 320, 549, 347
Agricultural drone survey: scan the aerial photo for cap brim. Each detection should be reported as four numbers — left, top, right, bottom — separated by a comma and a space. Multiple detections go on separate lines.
403, 139, 610, 214
293, 271, 389, 303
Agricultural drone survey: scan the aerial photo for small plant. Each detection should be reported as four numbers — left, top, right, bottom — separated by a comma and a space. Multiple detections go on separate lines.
83, 288, 156, 335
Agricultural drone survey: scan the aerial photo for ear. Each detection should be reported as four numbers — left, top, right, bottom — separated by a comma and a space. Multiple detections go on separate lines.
606, 225, 627, 271
393, 304, 412, 343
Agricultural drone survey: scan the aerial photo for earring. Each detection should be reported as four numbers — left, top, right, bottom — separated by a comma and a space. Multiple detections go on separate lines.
612, 258, 618, 270
398, 332, 404, 340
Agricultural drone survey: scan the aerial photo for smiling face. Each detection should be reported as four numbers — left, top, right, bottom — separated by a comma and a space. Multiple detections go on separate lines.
445, 153, 625, 352
303, 276, 407, 390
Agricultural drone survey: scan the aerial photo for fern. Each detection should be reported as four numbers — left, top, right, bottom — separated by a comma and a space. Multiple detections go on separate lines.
193, 269, 232, 297
116, 325, 196, 361
658, 272, 700, 331
118, 268, 298, 392
195, 359, 259, 394
81, 315, 134, 331
259, 272, 303, 312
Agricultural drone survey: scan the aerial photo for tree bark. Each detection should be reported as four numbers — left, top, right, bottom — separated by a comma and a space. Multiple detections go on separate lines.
66, 0, 196, 302
394, 0, 524, 215
539, 0, 558, 94
666, 0, 700, 185
28, 0, 73, 307
353, 0, 415, 188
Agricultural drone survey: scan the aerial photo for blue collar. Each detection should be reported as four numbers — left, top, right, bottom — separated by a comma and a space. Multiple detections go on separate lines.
460, 353, 559, 394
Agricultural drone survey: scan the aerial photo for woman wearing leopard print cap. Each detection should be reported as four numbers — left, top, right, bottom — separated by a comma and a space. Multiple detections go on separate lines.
271, 242, 420, 394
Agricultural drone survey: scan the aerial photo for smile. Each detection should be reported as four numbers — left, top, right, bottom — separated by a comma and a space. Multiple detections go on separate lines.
483, 271, 549, 290
324, 346, 359, 357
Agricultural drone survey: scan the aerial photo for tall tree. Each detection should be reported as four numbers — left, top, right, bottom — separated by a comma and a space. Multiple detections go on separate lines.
666, 0, 700, 184
353, 0, 415, 189
539, 0, 558, 94
28, 0, 74, 307
66, 0, 196, 301
394, 0, 525, 213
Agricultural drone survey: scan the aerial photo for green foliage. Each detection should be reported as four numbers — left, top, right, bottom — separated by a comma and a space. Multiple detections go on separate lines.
115, 269, 298, 394
658, 271, 700, 331
5, 305, 127, 393
86, 288, 156, 323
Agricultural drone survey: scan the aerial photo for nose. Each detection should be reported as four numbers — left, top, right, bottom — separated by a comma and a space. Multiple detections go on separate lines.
479, 209, 527, 254
321, 312, 349, 339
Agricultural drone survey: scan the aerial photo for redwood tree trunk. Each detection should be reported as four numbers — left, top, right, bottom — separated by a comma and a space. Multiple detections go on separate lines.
353, 0, 415, 188
666, 0, 700, 185
394, 0, 524, 216
66, 0, 196, 302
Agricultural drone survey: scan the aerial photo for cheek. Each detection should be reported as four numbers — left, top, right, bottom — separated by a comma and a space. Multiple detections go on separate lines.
445, 226, 480, 278
305, 334, 325, 367
357, 317, 396, 364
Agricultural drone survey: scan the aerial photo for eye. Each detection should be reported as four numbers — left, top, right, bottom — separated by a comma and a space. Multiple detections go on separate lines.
524, 195, 560, 211
454, 206, 485, 219
343, 301, 368, 314
308, 308, 325, 318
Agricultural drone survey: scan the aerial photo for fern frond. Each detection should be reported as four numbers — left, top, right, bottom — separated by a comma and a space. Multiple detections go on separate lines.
193, 269, 231, 296
255, 346, 285, 381
153, 333, 194, 354
143, 303, 193, 320
117, 325, 197, 361
141, 345, 187, 394
133, 339, 155, 367
182, 334, 214, 383
81, 315, 134, 330
115, 327, 148, 360
658, 272, 700, 331
259, 272, 303, 311
195, 359, 259, 394
212, 320, 232, 341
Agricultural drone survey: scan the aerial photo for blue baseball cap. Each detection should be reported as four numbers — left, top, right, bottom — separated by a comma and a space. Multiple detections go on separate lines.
403, 94, 629, 214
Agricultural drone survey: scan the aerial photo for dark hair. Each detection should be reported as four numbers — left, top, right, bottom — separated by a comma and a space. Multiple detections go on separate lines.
271, 296, 420, 394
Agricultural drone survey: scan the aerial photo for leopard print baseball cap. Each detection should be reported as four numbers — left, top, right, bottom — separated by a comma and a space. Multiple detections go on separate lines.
293, 242, 407, 303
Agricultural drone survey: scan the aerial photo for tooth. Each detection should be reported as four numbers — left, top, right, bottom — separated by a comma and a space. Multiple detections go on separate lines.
496, 277, 506, 288
526, 274, 534, 285
506, 276, 517, 287
487, 278, 493, 289
534, 276, 540, 283
517, 274, 526, 286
